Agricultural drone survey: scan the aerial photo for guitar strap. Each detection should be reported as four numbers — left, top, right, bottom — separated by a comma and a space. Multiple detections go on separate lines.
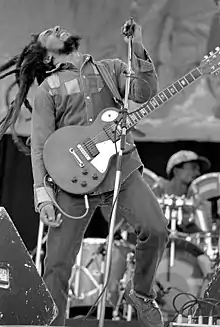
94, 62, 137, 156
94, 63, 123, 105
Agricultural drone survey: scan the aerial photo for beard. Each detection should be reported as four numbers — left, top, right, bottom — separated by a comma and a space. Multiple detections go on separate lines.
57, 35, 82, 55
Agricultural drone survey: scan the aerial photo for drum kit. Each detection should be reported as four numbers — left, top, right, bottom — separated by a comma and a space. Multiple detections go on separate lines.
33, 169, 220, 322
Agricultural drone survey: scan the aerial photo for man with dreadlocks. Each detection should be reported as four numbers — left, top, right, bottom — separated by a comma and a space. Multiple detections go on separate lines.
4, 22, 168, 326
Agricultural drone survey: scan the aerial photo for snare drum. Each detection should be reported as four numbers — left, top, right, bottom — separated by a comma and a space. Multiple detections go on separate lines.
189, 173, 220, 201
188, 173, 220, 232
69, 238, 132, 307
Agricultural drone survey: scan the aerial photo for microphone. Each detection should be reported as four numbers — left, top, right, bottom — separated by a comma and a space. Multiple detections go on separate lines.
121, 17, 135, 38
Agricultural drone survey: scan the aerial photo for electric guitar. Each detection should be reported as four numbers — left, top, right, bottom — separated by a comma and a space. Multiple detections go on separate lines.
43, 47, 220, 195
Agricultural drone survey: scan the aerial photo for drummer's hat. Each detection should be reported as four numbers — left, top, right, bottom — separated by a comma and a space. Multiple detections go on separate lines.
166, 150, 211, 179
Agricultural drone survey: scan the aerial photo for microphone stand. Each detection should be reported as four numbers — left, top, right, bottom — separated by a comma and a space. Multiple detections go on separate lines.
98, 18, 134, 327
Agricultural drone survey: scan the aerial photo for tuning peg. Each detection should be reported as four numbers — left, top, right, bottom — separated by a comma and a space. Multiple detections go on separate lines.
204, 55, 209, 60
215, 46, 220, 52
209, 51, 214, 56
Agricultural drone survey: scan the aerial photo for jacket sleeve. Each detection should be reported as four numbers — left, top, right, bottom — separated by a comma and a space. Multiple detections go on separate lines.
31, 84, 56, 209
114, 45, 158, 103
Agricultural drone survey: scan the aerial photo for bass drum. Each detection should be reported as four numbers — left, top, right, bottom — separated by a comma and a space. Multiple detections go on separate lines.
155, 237, 209, 320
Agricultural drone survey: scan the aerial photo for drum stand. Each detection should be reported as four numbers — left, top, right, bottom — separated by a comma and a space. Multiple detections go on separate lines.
112, 251, 135, 321
34, 221, 47, 275
66, 218, 126, 319
169, 196, 185, 268
66, 242, 106, 319
159, 195, 193, 272
159, 195, 181, 270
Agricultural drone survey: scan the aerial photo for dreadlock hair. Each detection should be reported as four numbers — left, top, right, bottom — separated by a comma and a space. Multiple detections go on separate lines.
0, 34, 56, 154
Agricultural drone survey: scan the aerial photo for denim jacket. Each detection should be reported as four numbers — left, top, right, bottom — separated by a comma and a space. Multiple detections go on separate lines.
31, 48, 158, 204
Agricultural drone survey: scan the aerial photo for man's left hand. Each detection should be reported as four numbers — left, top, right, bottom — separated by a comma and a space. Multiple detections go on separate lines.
121, 19, 143, 45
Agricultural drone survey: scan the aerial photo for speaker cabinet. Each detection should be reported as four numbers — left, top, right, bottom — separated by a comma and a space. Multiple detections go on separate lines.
0, 207, 57, 325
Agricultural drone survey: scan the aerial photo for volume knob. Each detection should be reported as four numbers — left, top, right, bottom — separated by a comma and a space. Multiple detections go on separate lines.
92, 174, 98, 180
81, 181, 87, 187
82, 169, 88, 175
71, 177, 78, 183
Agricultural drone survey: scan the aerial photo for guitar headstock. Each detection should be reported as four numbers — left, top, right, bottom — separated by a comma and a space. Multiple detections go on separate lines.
200, 47, 220, 76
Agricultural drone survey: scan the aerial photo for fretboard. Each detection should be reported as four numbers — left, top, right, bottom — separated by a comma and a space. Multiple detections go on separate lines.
126, 66, 202, 131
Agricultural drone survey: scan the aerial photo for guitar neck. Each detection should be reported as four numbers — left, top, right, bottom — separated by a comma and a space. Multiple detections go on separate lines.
126, 66, 202, 131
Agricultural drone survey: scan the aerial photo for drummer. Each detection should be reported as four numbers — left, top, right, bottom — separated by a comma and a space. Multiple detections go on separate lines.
152, 150, 211, 233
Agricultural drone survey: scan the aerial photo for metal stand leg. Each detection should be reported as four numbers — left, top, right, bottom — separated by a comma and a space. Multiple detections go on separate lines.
159, 195, 188, 280
169, 197, 184, 268
112, 252, 134, 321
125, 252, 134, 321
97, 257, 105, 319
35, 220, 44, 275
67, 241, 108, 318
169, 210, 177, 268
73, 243, 83, 298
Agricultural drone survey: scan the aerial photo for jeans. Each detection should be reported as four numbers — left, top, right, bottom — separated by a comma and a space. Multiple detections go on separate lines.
43, 170, 169, 325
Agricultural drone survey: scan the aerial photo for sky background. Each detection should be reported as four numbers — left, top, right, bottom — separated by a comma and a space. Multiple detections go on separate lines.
0, 0, 220, 142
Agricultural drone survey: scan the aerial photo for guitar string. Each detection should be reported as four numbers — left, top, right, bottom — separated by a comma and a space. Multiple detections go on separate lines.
86, 70, 201, 147
75, 84, 171, 156
72, 123, 115, 158
75, 70, 194, 155
86, 108, 141, 145
73, 67, 204, 157
83, 115, 134, 153
74, 89, 172, 157
75, 122, 121, 157
81, 98, 157, 155
78, 79, 175, 153
75, 106, 149, 158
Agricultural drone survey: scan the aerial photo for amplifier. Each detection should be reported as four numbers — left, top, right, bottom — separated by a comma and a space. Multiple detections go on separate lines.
0, 207, 57, 325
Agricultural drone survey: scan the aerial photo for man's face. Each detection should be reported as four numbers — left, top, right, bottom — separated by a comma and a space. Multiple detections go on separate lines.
38, 26, 71, 52
175, 161, 201, 185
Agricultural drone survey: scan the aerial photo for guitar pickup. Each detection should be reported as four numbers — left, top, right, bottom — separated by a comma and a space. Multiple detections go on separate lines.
69, 148, 84, 168
77, 144, 91, 161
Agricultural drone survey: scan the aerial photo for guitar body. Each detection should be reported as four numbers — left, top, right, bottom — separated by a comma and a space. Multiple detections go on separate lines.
43, 107, 133, 195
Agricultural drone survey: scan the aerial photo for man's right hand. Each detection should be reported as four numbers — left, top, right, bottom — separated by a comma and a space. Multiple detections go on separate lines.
40, 203, 62, 227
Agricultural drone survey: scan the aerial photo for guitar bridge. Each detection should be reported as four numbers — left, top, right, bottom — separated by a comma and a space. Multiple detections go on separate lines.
69, 148, 84, 168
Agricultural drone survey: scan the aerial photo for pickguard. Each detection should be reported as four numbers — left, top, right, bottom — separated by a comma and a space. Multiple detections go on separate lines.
90, 139, 120, 173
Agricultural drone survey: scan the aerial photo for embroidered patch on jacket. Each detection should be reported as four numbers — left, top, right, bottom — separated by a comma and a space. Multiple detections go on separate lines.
47, 74, 60, 88
64, 79, 80, 95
